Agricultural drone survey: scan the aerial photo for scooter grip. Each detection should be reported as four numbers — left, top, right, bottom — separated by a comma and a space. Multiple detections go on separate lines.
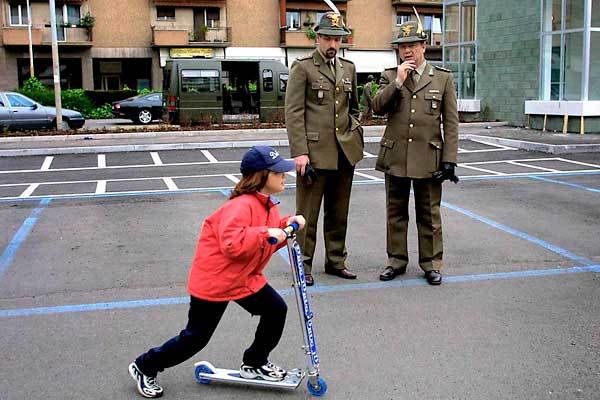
267, 222, 300, 244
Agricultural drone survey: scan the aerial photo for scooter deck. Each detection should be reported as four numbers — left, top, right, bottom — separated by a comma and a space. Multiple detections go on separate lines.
194, 361, 305, 389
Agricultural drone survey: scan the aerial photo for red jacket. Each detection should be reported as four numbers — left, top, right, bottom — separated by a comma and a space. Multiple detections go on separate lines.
188, 193, 289, 301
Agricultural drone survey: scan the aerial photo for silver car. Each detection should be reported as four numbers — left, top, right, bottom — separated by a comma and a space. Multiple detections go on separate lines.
0, 92, 85, 131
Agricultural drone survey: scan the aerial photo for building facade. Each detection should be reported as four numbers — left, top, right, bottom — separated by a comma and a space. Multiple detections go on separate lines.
0, 0, 443, 91
443, 0, 600, 132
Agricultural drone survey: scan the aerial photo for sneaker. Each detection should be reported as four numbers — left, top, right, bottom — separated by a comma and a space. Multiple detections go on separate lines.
128, 362, 164, 398
239, 362, 287, 382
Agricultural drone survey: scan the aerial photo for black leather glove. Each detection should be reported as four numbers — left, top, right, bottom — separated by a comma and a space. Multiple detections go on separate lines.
432, 162, 459, 184
303, 164, 317, 186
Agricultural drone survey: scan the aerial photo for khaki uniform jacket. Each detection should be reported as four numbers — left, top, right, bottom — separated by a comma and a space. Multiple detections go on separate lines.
372, 63, 459, 178
285, 50, 364, 170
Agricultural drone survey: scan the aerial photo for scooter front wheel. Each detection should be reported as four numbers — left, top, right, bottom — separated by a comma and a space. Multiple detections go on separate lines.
307, 377, 327, 397
194, 363, 215, 385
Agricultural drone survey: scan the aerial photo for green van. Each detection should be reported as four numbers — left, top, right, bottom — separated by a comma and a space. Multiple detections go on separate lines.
163, 58, 289, 124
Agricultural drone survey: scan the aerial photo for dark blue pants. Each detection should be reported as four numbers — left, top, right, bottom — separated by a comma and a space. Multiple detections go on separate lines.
135, 284, 287, 377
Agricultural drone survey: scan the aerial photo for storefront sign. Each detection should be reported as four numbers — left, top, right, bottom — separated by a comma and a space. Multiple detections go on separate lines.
169, 48, 214, 58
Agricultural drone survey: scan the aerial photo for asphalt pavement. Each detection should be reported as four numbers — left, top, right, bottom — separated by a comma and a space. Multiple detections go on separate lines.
0, 124, 599, 400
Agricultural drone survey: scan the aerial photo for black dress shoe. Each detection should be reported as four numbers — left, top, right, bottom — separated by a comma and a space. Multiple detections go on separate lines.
424, 270, 442, 285
324, 268, 357, 279
379, 266, 407, 281
305, 274, 314, 286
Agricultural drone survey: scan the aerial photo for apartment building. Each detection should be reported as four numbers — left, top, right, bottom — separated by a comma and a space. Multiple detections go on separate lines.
0, 0, 443, 91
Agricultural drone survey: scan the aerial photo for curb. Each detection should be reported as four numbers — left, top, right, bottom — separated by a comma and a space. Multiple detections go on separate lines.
463, 134, 600, 155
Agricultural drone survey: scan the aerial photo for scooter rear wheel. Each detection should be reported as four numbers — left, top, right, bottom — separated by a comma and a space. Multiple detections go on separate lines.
194, 364, 214, 385
307, 377, 327, 397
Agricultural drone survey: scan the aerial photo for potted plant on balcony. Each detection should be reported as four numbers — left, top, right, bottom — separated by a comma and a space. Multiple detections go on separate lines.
194, 25, 209, 42
303, 16, 314, 27
305, 27, 317, 41
79, 12, 95, 28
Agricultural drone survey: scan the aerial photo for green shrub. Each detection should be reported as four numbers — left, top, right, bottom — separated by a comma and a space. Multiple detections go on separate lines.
62, 89, 94, 116
87, 104, 113, 119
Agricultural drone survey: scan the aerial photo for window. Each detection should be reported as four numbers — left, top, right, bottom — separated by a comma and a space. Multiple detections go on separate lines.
287, 11, 301, 31
443, 0, 477, 99
6, 93, 35, 108
540, 0, 597, 100
157, 7, 175, 20
397, 13, 443, 46
9, 3, 29, 26
181, 70, 220, 93
280, 73, 289, 92
263, 70, 273, 92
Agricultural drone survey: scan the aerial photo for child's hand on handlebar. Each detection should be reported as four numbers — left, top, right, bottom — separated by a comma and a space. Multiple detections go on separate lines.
267, 228, 287, 244
286, 215, 306, 231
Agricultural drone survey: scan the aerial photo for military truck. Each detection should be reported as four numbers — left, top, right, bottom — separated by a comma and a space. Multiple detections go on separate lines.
163, 58, 288, 124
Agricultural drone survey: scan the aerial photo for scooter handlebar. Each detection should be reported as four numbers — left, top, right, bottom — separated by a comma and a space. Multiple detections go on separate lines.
267, 222, 300, 245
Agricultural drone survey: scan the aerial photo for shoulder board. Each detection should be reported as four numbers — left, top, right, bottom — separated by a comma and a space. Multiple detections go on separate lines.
434, 65, 452, 73
295, 55, 312, 62
384, 67, 397, 72
338, 56, 354, 64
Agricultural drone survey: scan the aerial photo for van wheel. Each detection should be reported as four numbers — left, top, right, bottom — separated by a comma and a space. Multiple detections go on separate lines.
136, 109, 153, 125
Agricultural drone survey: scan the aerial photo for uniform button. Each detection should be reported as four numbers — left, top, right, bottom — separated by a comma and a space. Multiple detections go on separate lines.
335, 113, 339, 118
336, 87, 340, 91
412, 95, 417, 99
411, 109, 415, 113
409, 123, 414, 128
336, 100, 339, 105
336, 127, 339, 131
408, 138, 413, 142
320, 85, 323, 88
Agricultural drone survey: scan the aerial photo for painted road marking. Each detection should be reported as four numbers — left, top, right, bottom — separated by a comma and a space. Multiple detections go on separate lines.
98, 154, 106, 168
150, 152, 163, 166
225, 174, 240, 184
201, 150, 219, 163
163, 177, 178, 191
40, 156, 54, 171
95, 180, 107, 194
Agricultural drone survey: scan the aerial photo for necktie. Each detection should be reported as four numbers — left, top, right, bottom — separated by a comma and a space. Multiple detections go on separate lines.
412, 70, 420, 86
328, 60, 335, 77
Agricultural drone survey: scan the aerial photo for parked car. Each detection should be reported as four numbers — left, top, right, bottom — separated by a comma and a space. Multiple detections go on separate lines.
0, 92, 85, 131
112, 92, 164, 125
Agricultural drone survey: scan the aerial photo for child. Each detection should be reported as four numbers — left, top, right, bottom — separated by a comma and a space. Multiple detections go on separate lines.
128, 146, 305, 398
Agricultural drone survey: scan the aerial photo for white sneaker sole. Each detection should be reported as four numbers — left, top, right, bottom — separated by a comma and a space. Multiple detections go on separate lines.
239, 369, 283, 382
128, 363, 163, 398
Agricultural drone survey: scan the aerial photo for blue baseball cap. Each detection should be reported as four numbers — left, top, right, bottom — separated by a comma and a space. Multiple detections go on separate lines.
240, 146, 295, 175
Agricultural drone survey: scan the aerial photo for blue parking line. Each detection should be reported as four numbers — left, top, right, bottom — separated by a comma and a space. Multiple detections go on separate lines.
1, 264, 598, 318
528, 176, 600, 193
442, 201, 594, 266
0, 198, 51, 279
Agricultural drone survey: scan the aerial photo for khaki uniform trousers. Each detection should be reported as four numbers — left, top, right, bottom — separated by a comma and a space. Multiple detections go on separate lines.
385, 174, 444, 272
295, 152, 355, 275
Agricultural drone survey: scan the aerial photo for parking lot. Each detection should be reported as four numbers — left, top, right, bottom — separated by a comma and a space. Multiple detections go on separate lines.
1, 140, 599, 399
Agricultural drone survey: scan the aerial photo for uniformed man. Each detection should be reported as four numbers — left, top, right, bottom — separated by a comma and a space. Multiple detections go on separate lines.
373, 19, 459, 286
285, 12, 364, 286
361, 75, 375, 122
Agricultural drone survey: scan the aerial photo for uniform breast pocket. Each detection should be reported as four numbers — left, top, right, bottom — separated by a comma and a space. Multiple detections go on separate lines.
424, 93, 441, 115
311, 81, 330, 104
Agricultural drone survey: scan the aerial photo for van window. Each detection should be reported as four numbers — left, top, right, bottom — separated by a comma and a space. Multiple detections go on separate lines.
262, 69, 273, 92
279, 73, 289, 92
181, 69, 220, 93
162, 67, 171, 92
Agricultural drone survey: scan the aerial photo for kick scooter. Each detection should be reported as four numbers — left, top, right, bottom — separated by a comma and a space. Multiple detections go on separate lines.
193, 222, 327, 397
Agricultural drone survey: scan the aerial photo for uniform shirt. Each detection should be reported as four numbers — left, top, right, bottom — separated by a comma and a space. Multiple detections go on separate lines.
187, 193, 290, 301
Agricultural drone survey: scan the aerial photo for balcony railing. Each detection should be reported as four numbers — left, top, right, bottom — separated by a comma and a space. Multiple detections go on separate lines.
392, 0, 442, 5
2, 25, 92, 46
152, 25, 230, 47
280, 28, 354, 47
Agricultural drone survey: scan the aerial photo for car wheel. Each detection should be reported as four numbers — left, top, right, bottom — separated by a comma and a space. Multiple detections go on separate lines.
136, 109, 153, 125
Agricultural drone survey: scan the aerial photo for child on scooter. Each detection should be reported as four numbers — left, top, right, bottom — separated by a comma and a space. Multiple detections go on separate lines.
128, 146, 305, 398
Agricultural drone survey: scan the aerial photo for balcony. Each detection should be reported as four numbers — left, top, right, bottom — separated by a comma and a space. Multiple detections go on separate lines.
152, 26, 230, 47
1, 25, 92, 47
392, 0, 441, 5
280, 29, 354, 48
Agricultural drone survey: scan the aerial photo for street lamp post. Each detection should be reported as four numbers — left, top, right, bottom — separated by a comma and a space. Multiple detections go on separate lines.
48, 0, 62, 129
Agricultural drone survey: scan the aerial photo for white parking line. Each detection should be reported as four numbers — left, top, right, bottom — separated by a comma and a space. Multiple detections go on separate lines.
40, 156, 54, 171
354, 171, 383, 181
96, 180, 106, 194
225, 174, 240, 183
20, 183, 39, 198
459, 165, 506, 175
363, 150, 377, 158
150, 152, 163, 166
507, 161, 559, 172
555, 158, 600, 169
163, 177, 178, 191
201, 150, 219, 163
98, 154, 106, 168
